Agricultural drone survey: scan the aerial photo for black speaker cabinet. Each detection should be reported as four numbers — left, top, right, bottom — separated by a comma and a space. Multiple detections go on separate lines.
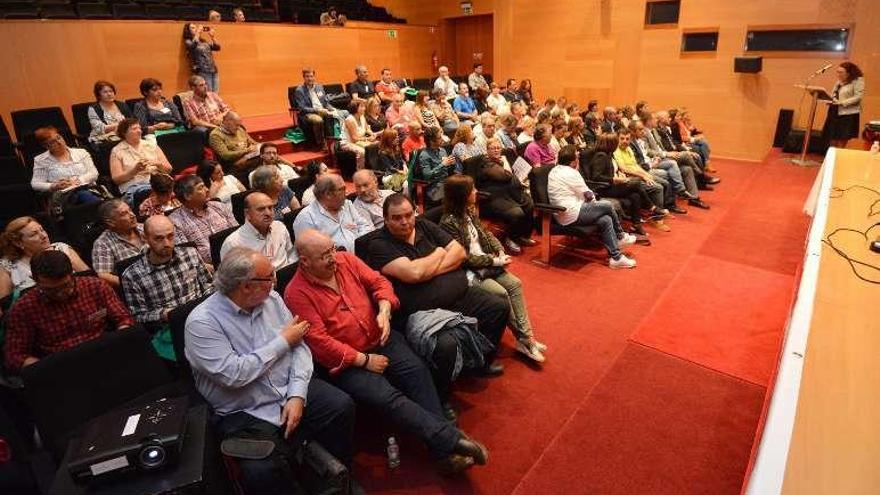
783, 129, 827, 154
773, 109, 795, 148
734, 56, 762, 73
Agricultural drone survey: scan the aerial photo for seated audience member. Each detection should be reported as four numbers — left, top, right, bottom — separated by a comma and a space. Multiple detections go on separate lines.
365, 194, 508, 397
654, 111, 706, 176
472, 113, 497, 150
248, 143, 300, 186
416, 126, 456, 203
453, 83, 479, 125
601, 106, 619, 133
517, 79, 534, 106
433, 66, 458, 101
320, 6, 347, 26
365, 97, 388, 133
341, 100, 376, 170
182, 75, 230, 135
352, 169, 394, 228
285, 229, 488, 474
93, 200, 146, 288
486, 83, 510, 115
207, 9, 221, 22
293, 68, 341, 147
477, 138, 535, 253
548, 119, 568, 153
376, 129, 409, 193
31, 126, 102, 205
185, 247, 356, 493
0, 217, 89, 299
122, 215, 213, 326
524, 124, 557, 166
432, 89, 461, 136
292, 175, 374, 253
619, 105, 636, 128
232, 7, 245, 22
439, 175, 545, 362
251, 165, 301, 217
375, 68, 401, 106
584, 100, 600, 122
198, 160, 246, 204
549, 146, 638, 269
673, 108, 714, 172
468, 63, 489, 93
401, 121, 426, 161
630, 121, 691, 214
209, 111, 259, 173
414, 91, 441, 133
168, 174, 238, 264
88, 80, 132, 147
385, 94, 415, 132
612, 129, 673, 226
132, 78, 185, 135
517, 118, 536, 144
567, 116, 587, 151
299, 161, 329, 206
221, 192, 297, 269
139, 173, 182, 218
502, 79, 522, 103
451, 124, 483, 172
642, 113, 710, 208
348, 65, 376, 101
183, 22, 221, 92
583, 113, 602, 149
473, 86, 490, 114
110, 118, 173, 205
495, 114, 518, 150
4, 251, 133, 373
635, 100, 650, 116
586, 133, 658, 236
536, 98, 555, 121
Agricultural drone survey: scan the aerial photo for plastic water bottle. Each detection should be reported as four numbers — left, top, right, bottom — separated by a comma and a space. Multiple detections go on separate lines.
386, 436, 400, 469
871, 141, 879, 155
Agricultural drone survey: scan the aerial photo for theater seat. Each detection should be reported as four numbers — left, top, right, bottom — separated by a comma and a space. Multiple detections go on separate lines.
111, 2, 147, 19
528, 165, 598, 267
209, 225, 238, 267
157, 130, 206, 173
75, 2, 112, 19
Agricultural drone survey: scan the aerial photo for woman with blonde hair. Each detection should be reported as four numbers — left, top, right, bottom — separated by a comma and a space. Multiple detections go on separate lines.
0, 217, 89, 299
451, 123, 483, 173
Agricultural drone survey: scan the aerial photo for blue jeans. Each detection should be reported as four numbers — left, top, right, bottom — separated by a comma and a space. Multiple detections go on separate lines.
327, 331, 459, 458
576, 200, 623, 259
691, 139, 711, 164
122, 182, 153, 208
197, 71, 219, 93
652, 159, 686, 193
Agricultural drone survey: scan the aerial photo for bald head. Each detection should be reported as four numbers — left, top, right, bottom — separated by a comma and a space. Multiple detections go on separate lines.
144, 215, 175, 262
314, 174, 346, 212
295, 229, 333, 258
244, 191, 275, 233
144, 214, 173, 236
295, 229, 338, 279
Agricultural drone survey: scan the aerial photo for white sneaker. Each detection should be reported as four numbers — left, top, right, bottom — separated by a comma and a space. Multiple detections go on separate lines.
618, 233, 637, 246
609, 254, 637, 269
534, 340, 548, 352
515, 340, 546, 363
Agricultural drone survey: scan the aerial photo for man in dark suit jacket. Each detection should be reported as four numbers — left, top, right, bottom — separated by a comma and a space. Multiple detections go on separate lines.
601, 106, 619, 133
654, 111, 720, 187
293, 68, 340, 146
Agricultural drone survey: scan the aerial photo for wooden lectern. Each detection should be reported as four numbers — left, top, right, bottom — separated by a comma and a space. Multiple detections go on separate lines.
792, 84, 833, 166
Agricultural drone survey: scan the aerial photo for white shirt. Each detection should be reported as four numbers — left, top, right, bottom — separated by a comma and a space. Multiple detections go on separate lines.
433, 76, 458, 100
486, 94, 510, 114
292, 199, 374, 253
220, 220, 297, 269
248, 163, 299, 189
31, 148, 99, 192
214, 175, 246, 203
548, 165, 592, 226
352, 189, 394, 228
0, 242, 75, 293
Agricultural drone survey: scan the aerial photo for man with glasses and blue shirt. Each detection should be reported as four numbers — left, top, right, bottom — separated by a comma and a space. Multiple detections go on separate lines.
292, 175, 374, 253
185, 247, 356, 494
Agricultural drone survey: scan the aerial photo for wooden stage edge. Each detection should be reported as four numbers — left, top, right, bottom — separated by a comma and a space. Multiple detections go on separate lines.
745, 148, 880, 495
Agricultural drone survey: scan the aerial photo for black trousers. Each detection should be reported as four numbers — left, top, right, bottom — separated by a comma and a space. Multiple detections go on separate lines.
482, 192, 534, 240
327, 331, 459, 458
216, 379, 355, 495
599, 182, 646, 224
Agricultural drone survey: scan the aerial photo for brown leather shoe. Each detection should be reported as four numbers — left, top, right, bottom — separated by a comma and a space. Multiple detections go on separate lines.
436, 454, 475, 476
650, 220, 671, 232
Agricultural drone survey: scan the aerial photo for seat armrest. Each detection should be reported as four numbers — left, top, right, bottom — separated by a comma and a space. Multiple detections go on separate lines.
533, 202, 565, 212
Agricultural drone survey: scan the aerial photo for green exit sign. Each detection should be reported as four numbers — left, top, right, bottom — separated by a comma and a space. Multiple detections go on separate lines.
387, 29, 397, 39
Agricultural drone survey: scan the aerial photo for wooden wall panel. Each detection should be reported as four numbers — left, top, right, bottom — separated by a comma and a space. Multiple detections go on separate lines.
0, 20, 438, 138
372, 0, 879, 161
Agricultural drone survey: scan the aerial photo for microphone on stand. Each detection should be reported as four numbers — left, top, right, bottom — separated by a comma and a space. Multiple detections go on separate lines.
813, 62, 834, 76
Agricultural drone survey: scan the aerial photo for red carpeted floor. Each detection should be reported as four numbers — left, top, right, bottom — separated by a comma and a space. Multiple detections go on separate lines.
354, 150, 818, 494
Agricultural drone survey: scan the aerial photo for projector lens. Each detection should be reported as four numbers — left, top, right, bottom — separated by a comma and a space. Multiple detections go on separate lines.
139, 444, 166, 469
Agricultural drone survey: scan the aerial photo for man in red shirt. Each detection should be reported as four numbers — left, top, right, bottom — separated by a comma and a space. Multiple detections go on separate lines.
401, 121, 425, 161
284, 229, 488, 475
4, 250, 133, 372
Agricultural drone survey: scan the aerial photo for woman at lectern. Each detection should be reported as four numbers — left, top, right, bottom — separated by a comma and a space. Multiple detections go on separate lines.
825, 61, 865, 149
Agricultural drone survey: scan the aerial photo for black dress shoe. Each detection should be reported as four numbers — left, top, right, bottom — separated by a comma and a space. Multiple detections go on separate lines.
677, 191, 697, 200
454, 436, 489, 465
698, 184, 714, 191
669, 205, 687, 214
478, 362, 504, 377
631, 224, 647, 236
436, 454, 475, 476
688, 198, 710, 209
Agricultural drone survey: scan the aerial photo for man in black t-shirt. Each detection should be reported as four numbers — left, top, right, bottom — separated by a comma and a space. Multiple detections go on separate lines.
366, 194, 509, 401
